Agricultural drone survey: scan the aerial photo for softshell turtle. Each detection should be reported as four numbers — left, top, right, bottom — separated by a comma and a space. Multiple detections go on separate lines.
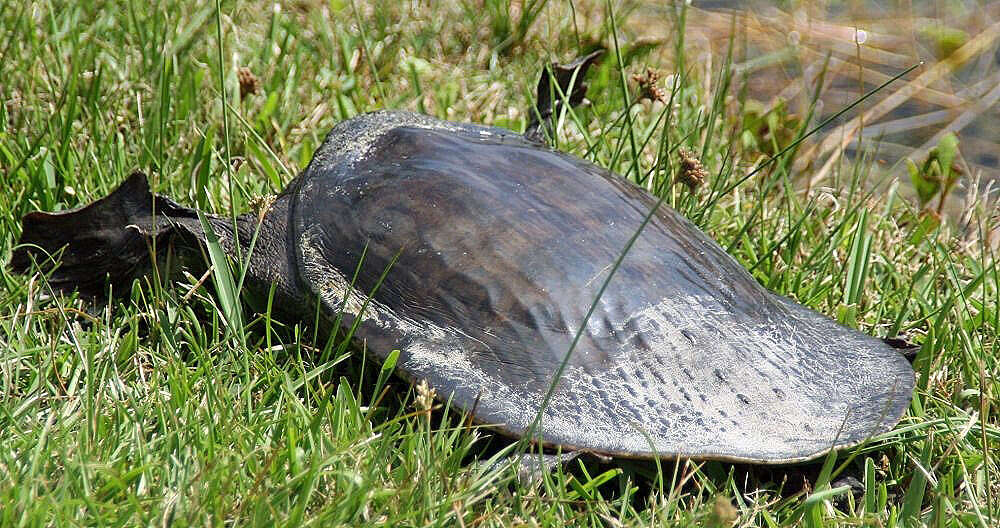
10, 64, 914, 465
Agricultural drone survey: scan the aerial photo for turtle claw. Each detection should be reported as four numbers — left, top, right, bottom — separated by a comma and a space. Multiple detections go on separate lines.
882, 336, 921, 364
486, 451, 581, 487
526, 49, 604, 144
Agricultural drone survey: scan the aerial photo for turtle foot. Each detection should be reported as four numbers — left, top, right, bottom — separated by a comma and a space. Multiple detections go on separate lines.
526, 49, 604, 144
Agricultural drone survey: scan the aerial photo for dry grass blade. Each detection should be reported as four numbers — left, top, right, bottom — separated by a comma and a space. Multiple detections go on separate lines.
858, 109, 960, 139
794, 48, 970, 109
806, 20, 1000, 185
912, 78, 1000, 161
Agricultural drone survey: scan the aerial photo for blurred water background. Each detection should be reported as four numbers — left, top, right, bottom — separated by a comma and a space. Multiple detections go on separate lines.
630, 1, 998, 231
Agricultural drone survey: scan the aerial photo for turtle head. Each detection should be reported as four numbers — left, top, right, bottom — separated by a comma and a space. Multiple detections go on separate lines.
11, 173, 300, 306
10, 172, 205, 297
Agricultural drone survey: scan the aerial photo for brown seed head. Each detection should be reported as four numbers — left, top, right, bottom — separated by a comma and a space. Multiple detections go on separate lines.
238, 67, 261, 99
632, 67, 668, 104
677, 148, 707, 190
249, 194, 276, 223
708, 495, 739, 527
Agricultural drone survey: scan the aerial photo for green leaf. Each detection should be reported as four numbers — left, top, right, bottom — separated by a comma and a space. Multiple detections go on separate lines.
908, 160, 940, 207
908, 211, 941, 247
565, 467, 622, 500
197, 212, 243, 336
900, 437, 934, 524
842, 210, 873, 318
368, 349, 399, 409
803, 485, 852, 506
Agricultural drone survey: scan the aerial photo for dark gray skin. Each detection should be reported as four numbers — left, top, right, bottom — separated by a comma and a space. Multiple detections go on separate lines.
10, 69, 914, 464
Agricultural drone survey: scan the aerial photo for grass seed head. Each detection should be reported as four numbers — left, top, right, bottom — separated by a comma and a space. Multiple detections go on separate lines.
632, 67, 668, 104
238, 66, 261, 99
677, 148, 707, 190
250, 194, 276, 222
707, 495, 739, 527
415, 378, 436, 414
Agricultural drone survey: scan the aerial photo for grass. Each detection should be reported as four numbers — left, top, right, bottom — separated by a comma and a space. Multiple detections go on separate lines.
1, 0, 998, 526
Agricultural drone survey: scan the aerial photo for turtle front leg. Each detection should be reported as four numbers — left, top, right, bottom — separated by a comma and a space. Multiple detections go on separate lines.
525, 49, 604, 144
482, 451, 582, 487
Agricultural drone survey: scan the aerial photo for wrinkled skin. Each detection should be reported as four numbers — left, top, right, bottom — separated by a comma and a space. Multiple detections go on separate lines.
11, 111, 914, 464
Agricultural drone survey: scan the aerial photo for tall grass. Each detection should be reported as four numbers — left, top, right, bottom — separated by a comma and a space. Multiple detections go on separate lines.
1, 1, 996, 526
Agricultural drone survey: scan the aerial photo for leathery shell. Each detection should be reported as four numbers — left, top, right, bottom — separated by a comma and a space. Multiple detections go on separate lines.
294, 111, 914, 463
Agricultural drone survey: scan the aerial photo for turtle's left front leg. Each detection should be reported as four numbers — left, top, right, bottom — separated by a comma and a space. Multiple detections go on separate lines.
525, 50, 604, 144
482, 451, 582, 487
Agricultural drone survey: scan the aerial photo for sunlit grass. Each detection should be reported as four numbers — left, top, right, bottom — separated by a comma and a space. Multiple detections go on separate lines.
1, 1, 997, 526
